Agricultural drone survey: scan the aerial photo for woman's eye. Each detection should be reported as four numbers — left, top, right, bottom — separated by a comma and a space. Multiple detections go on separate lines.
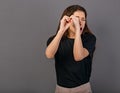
80, 18, 86, 21
81, 19, 86, 21
75, 16, 79, 18
75, 16, 86, 21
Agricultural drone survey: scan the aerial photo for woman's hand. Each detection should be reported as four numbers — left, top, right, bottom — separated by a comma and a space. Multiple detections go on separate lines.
59, 15, 72, 34
70, 15, 82, 35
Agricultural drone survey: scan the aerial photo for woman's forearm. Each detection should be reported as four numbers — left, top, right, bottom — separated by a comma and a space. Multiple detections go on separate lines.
73, 30, 89, 61
45, 30, 64, 59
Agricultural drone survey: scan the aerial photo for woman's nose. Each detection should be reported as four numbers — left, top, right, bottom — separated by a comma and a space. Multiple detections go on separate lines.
79, 22, 82, 26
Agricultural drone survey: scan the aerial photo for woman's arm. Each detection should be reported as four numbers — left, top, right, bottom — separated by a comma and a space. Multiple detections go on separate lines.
73, 30, 89, 61
45, 30, 64, 59
45, 15, 71, 59
71, 15, 89, 61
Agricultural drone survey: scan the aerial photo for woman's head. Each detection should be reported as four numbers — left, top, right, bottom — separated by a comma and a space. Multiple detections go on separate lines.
61, 5, 87, 19
57, 5, 92, 36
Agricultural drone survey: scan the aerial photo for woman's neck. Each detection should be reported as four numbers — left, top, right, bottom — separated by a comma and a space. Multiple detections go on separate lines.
67, 29, 75, 39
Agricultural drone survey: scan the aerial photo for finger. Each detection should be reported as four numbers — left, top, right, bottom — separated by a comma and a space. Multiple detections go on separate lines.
70, 15, 75, 19
66, 18, 72, 23
61, 16, 68, 24
63, 15, 72, 22
63, 15, 69, 20
70, 15, 79, 20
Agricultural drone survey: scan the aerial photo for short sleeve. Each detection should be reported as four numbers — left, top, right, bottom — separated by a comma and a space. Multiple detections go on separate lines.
83, 33, 96, 57
46, 35, 55, 46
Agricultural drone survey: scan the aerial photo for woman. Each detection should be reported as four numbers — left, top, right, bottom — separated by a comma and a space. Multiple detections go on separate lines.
45, 5, 96, 93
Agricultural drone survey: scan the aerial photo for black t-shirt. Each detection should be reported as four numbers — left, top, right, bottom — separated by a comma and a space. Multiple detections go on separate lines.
46, 32, 96, 88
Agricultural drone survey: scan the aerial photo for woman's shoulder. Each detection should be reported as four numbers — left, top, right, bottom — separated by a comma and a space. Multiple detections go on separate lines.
84, 32, 96, 40
48, 35, 56, 40
46, 35, 56, 46
47, 35, 68, 42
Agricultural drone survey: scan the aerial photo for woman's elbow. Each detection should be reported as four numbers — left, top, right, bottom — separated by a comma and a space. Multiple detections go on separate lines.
74, 56, 83, 61
45, 50, 54, 59
74, 53, 89, 61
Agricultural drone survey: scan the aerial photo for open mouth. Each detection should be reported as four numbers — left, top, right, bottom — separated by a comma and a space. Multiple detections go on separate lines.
80, 27, 82, 31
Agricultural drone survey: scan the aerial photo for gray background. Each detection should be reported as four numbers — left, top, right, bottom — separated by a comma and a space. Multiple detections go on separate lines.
0, 0, 120, 93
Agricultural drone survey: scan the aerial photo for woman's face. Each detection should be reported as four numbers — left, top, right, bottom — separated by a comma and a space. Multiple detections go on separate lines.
69, 10, 86, 33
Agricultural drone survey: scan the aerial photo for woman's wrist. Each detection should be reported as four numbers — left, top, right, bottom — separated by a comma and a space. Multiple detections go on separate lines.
75, 29, 82, 36
57, 29, 64, 37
